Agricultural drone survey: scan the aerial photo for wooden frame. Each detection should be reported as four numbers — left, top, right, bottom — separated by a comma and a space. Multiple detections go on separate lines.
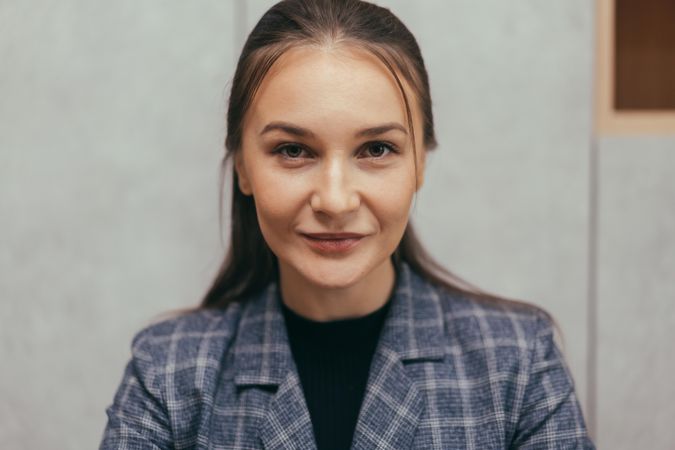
595, 0, 675, 135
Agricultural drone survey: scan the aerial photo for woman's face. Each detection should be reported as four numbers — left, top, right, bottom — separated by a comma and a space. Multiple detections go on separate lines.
236, 45, 425, 290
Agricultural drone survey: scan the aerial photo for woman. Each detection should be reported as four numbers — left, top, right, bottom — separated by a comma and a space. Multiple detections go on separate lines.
100, 0, 594, 448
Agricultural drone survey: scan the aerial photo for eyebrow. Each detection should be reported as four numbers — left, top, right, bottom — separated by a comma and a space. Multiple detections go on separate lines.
259, 121, 408, 138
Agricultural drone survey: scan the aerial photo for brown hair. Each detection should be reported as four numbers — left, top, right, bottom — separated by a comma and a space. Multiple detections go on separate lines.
196, 0, 524, 310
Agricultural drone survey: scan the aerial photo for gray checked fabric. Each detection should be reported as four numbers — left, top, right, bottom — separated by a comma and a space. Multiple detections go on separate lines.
100, 262, 595, 449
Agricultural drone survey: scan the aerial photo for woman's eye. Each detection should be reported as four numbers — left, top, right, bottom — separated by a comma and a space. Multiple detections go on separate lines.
362, 142, 396, 159
275, 144, 307, 159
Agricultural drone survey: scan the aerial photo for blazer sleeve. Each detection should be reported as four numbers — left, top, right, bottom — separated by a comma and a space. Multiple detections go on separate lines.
99, 329, 173, 450
510, 314, 595, 449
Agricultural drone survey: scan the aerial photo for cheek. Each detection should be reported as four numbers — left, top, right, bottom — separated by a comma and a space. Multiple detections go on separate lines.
367, 170, 416, 229
248, 167, 306, 235
254, 196, 295, 252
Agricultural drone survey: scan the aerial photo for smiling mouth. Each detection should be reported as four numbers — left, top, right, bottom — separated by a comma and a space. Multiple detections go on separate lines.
300, 233, 365, 253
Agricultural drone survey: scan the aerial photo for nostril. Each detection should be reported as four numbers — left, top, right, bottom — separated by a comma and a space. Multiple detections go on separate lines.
309, 190, 360, 215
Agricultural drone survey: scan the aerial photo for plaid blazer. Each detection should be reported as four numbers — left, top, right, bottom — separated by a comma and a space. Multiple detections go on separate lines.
100, 262, 594, 449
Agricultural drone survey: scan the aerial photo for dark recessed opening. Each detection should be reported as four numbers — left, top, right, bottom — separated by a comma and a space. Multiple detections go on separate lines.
615, 0, 675, 110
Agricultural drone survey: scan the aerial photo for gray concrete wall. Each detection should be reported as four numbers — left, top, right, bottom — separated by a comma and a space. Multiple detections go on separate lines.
595, 137, 675, 449
0, 1, 236, 448
1, 1, 672, 449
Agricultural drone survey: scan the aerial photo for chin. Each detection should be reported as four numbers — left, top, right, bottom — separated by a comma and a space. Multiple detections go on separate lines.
297, 259, 371, 290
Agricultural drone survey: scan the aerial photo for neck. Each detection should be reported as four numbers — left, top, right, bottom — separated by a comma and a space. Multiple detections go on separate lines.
279, 259, 396, 322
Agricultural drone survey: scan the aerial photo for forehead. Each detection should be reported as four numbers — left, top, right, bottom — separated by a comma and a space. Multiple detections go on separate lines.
246, 45, 415, 133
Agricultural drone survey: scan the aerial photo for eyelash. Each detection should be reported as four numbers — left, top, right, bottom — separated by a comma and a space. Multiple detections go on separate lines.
272, 141, 400, 160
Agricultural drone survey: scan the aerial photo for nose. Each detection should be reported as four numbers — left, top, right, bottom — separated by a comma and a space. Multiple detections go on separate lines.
310, 157, 360, 217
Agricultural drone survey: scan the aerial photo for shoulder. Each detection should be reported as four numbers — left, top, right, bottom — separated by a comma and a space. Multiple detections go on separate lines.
102, 304, 248, 447
422, 277, 554, 354
129, 302, 245, 370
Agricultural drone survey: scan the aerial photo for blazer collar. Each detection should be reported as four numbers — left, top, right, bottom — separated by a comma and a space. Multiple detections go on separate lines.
232, 262, 447, 449
232, 261, 446, 386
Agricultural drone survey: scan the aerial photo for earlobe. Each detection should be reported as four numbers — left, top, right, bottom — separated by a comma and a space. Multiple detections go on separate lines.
234, 153, 253, 196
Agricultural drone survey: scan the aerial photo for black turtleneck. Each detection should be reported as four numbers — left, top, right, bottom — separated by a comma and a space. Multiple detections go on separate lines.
279, 294, 392, 450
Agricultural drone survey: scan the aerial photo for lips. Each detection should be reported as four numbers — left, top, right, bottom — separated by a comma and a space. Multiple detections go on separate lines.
300, 232, 366, 253
303, 232, 365, 239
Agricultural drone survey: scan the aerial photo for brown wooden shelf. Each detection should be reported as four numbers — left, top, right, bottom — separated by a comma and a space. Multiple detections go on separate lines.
596, 0, 675, 134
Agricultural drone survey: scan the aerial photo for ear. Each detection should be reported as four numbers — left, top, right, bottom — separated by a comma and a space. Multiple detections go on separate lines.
415, 148, 426, 192
234, 152, 253, 196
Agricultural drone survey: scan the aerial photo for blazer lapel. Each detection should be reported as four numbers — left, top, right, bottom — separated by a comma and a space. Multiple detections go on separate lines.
233, 284, 317, 450
259, 370, 317, 450
231, 262, 446, 450
350, 263, 447, 450
349, 346, 425, 449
